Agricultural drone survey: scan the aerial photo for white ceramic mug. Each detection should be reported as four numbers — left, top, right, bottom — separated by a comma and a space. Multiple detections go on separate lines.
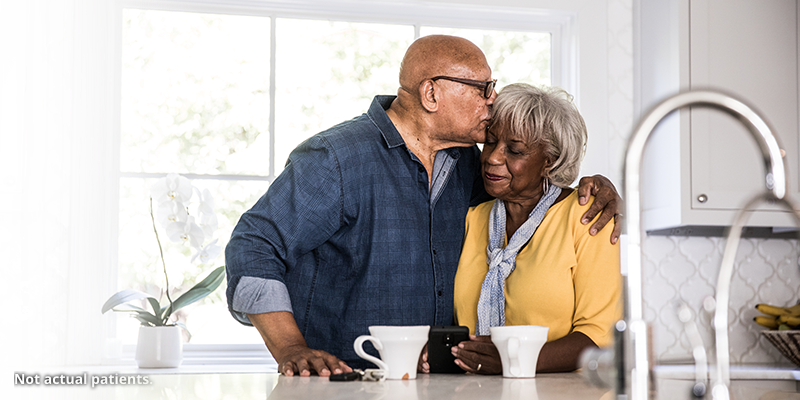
490, 325, 549, 378
501, 378, 539, 400
354, 325, 430, 380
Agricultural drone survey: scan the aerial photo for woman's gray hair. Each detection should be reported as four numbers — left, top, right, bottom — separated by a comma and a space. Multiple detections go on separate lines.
489, 83, 587, 187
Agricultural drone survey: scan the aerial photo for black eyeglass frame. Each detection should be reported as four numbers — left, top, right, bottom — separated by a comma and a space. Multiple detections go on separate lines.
430, 76, 497, 99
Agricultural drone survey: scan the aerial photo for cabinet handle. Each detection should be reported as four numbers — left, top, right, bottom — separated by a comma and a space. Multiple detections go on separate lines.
697, 194, 708, 203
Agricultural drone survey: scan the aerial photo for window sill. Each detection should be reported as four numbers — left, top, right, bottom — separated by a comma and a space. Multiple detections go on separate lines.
83, 343, 279, 375
37, 363, 278, 375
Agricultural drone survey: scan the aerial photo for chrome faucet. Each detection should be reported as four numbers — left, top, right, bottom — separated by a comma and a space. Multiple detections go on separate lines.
708, 192, 800, 400
620, 89, 787, 400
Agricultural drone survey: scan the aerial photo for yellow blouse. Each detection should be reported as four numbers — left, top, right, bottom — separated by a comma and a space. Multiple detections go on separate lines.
454, 191, 621, 347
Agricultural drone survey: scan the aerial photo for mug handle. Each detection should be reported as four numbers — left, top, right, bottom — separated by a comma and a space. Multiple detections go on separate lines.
354, 335, 389, 371
507, 337, 521, 377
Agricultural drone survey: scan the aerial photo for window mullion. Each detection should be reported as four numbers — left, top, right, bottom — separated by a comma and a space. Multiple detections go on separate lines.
269, 15, 277, 180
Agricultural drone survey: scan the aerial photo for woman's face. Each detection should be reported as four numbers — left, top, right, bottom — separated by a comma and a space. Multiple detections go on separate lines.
481, 123, 549, 202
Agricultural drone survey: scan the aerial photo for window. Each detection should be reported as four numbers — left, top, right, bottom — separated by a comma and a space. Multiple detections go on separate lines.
116, 1, 562, 348
117, 5, 556, 347
119, 9, 273, 345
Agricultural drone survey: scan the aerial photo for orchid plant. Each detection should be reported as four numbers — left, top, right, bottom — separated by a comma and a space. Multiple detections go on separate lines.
102, 173, 225, 337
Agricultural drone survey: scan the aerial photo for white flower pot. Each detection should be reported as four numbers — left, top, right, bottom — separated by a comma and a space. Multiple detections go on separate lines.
135, 325, 183, 368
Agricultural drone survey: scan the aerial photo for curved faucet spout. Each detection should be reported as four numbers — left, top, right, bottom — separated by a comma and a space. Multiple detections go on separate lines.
712, 194, 800, 400
621, 89, 787, 400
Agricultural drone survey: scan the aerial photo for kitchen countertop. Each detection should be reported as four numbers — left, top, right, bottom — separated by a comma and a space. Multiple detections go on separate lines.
9, 368, 800, 400
654, 363, 800, 381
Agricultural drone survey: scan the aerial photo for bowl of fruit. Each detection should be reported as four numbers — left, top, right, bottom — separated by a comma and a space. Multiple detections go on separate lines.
754, 302, 800, 368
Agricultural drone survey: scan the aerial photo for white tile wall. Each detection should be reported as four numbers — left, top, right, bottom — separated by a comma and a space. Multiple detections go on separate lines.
610, 0, 799, 366
642, 236, 800, 365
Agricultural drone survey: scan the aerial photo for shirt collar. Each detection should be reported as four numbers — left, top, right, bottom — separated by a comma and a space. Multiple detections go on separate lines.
367, 95, 461, 160
368, 95, 406, 149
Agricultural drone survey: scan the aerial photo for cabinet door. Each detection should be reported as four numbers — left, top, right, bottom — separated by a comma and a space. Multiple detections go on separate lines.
688, 0, 799, 211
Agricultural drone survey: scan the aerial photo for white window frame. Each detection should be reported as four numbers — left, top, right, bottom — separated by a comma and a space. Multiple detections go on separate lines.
107, 0, 608, 364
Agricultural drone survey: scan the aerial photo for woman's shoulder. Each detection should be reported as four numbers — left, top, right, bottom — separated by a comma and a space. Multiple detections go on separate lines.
465, 200, 494, 230
468, 200, 494, 217
549, 188, 583, 214
550, 189, 615, 238
547, 189, 592, 227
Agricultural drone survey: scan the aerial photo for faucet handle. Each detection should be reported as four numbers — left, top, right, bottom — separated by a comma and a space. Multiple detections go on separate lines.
673, 300, 708, 398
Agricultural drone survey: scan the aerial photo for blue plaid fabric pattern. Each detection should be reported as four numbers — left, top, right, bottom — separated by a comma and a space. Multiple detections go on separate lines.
475, 185, 561, 335
225, 96, 490, 368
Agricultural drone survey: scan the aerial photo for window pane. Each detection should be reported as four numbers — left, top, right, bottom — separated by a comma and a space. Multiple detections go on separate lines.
419, 27, 551, 89
117, 177, 269, 344
121, 9, 271, 175
274, 19, 413, 172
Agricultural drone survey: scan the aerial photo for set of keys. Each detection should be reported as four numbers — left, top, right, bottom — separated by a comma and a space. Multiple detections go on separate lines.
329, 369, 385, 382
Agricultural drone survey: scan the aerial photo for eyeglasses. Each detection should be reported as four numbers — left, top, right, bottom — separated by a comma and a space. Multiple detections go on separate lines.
431, 76, 497, 99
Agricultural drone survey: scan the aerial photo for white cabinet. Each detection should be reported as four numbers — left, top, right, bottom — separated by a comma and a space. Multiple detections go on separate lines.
637, 0, 800, 233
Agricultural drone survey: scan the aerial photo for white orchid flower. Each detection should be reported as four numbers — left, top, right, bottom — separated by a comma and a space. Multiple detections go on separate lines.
191, 238, 221, 264
194, 187, 219, 236
197, 188, 216, 214
151, 173, 193, 206
199, 212, 219, 238
156, 200, 188, 228
166, 216, 205, 249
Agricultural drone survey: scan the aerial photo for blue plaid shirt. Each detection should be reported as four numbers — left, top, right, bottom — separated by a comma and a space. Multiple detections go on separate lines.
225, 95, 488, 367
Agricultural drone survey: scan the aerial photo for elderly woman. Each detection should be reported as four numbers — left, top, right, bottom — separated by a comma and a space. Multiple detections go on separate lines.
450, 83, 621, 374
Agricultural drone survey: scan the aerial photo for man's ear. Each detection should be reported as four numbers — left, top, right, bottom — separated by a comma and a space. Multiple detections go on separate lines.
419, 80, 438, 112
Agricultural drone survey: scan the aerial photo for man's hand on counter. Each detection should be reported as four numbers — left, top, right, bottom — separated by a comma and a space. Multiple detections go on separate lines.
451, 335, 502, 375
248, 311, 352, 377
277, 344, 352, 377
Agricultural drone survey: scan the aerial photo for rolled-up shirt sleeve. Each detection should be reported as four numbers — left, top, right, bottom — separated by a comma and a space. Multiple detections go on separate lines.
224, 134, 343, 326
231, 277, 294, 324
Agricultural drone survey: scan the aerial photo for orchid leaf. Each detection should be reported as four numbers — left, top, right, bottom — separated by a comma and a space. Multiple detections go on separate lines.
147, 297, 162, 320
136, 311, 162, 326
174, 321, 192, 341
167, 266, 225, 315
160, 304, 169, 317
133, 313, 160, 327
113, 304, 148, 313
101, 289, 158, 314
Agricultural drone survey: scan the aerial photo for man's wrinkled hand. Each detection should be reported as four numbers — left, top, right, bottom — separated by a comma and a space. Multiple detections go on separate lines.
451, 335, 502, 375
277, 344, 352, 377
576, 175, 623, 244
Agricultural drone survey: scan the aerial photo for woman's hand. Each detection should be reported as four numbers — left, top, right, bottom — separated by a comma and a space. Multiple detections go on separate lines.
576, 175, 623, 244
418, 343, 430, 373
451, 335, 502, 375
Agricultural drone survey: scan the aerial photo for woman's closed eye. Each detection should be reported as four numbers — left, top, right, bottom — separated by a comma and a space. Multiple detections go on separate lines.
506, 145, 526, 156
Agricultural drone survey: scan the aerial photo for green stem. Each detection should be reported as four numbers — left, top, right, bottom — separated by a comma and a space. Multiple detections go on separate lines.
150, 197, 173, 325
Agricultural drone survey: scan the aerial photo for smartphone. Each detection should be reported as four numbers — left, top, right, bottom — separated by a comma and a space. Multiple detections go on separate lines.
428, 325, 469, 373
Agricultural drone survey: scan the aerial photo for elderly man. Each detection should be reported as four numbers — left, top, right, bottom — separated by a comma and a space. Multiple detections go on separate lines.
225, 35, 621, 377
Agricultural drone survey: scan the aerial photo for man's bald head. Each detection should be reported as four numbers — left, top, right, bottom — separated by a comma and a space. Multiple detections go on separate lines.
398, 35, 490, 94
387, 34, 495, 149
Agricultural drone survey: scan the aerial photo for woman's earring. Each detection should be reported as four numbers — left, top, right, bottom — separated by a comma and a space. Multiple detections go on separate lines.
542, 177, 550, 193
